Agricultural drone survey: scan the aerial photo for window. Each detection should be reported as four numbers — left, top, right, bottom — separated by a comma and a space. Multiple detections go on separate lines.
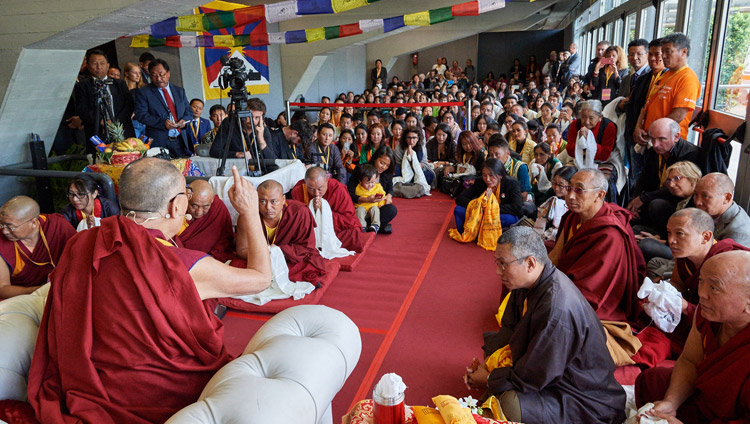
714, 0, 750, 116
639, 5, 656, 39
605, 22, 613, 43
625, 12, 637, 45
657, 0, 679, 37
687, 0, 717, 108
614, 19, 624, 47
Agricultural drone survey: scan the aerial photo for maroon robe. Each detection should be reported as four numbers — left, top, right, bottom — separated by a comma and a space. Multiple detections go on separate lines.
264, 200, 326, 284
291, 179, 363, 253
28, 216, 232, 424
0, 214, 74, 289
556, 202, 645, 323
177, 195, 235, 262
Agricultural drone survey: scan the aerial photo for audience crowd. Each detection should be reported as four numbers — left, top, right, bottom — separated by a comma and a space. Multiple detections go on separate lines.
3, 31, 749, 424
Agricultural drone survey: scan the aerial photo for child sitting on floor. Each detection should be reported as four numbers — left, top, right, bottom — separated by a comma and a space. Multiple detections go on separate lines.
354, 164, 388, 233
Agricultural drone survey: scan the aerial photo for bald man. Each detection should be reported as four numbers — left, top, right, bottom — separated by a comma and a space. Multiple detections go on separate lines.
636, 251, 750, 423
0, 196, 75, 298
662, 208, 749, 345
238, 179, 326, 284
28, 160, 271, 423
176, 179, 235, 262
694, 172, 750, 247
290, 166, 363, 253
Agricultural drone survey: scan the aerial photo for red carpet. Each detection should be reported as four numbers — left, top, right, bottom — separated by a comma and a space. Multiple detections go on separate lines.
221, 193, 508, 418
334, 231, 377, 272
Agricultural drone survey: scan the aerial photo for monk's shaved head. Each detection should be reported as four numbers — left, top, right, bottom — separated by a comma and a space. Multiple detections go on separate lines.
187, 180, 215, 219
671, 208, 714, 234
0, 196, 40, 220
119, 158, 185, 214
702, 251, 750, 301
257, 179, 283, 195
575, 169, 608, 192
305, 166, 328, 182
702, 172, 734, 195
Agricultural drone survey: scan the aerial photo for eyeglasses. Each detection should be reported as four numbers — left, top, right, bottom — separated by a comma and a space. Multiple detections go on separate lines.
494, 256, 530, 271
664, 175, 684, 185
150, 71, 168, 79
0, 217, 34, 232
553, 184, 602, 195
66, 191, 89, 200
168, 191, 191, 204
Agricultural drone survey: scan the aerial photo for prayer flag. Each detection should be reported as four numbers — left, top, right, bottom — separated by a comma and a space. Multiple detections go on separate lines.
478, 0, 505, 13
151, 17, 179, 38
203, 10, 237, 30
324, 26, 340, 40
164, 36, 183, 47
452, 1, 479, 16
177, 14, 205, 32
339, 22, 363, 37
265, 0, 298, 23
130, 35, 151, 48
285, 29, 308, 43
331, 0, 368, 13
358, 19, 383, 32
383, 16, 405, 32
196, 35, 215, 47
180, 36, 197, 48
429, 7, 454, 24
213, 34, 236, 47
404, 11, 430, 26
234, 5, 266, 26
306, 27, 326, 42
297, 0, 335, 14
268, 32, 286, 44
250, 32, 270, 46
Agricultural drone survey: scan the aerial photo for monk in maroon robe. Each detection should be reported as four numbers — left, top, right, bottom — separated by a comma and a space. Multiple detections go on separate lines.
664, 208, 750, 345
290, 166, 363, 252
239, 179, 326, 284
636, 251, 750, 424
0, 196, 75, 299
177, 179, 235, 262
27, 160, 271, 423
550, 169, 669, 367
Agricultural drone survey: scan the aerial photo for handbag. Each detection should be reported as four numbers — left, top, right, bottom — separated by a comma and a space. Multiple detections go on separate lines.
393, 182, 426, 198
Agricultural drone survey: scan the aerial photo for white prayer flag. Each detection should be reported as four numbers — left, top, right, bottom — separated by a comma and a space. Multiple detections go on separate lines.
478, 0, 505, 13
265, 0, 299, 23
359, 19, 384, 32
179, 36, 197, 48
268, 32, 286, 44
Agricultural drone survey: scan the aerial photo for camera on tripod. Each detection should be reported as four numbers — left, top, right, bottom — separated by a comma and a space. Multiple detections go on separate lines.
218, 56, 261, 109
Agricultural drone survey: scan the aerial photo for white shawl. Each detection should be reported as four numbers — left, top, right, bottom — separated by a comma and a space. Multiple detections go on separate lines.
231, 245, 315, 306
393, 148, 431, 195
308, 198, 355, 260
574, 128, 598, 170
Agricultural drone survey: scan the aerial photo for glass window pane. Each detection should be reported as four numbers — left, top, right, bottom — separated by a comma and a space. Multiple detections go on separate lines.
639, 5, 656, 39
714, 0, 750, 116
687, 0, 716, 107
614, 19, 624, 47
657, 0, 679, 37
626, 12, 637, 45
605, 22, 613, 42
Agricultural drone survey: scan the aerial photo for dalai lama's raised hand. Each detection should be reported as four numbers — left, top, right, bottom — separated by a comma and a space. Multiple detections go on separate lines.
228, 165, 258, 216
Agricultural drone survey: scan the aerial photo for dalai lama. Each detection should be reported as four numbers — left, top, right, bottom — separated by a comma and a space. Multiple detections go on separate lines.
177, 179, 235, 262
0, 196, 75, 299
237, 179, 326, 284
290, 166, 363, 253
28, 160, 272, 423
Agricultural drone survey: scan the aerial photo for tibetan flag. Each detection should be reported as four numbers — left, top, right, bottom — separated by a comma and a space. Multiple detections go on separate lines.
478, 0, 505, 13
331, 0, 368, 13
383, 16, 405, 32
452, 1, 479, 16
306, 27, 326, 42
150, 17, 179, 38
199, 0, 270, 99
297, 0, 334, 14
285, 30, 308, 43
203, 10, 237, 30
177, 14, 204, 32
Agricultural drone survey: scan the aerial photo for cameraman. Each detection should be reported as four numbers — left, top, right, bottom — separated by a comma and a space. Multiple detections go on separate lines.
74, 49, 135, 153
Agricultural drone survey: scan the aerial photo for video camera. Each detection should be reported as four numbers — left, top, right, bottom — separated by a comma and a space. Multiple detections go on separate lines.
218, 55, 261, 109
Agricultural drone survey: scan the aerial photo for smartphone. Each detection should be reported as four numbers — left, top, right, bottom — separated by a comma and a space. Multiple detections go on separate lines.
375, 193, 384, 199
600, 57, 614, 66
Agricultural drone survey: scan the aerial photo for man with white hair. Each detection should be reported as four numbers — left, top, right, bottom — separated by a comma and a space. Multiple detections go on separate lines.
628, 117, 700, 220
694, 172, 750, 247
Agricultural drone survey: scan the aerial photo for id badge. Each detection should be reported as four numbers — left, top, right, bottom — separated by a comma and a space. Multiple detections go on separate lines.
601, 88, 611, 101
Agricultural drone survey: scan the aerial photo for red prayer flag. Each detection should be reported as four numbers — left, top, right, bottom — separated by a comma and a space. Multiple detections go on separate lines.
165, 36, 182, 47
251, 32, 270, 46
452, 1, 479, 15
234, 5, 266, 26
339, 23, 363, 37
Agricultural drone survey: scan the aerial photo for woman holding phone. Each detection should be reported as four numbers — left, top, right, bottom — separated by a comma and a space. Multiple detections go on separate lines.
591, 45, 628, 107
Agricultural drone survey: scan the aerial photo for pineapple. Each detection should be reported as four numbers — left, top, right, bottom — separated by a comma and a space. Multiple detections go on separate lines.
107, 121, 125, 143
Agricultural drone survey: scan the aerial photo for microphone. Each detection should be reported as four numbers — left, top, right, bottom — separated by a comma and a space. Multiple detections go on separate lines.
185, 213, 193, 221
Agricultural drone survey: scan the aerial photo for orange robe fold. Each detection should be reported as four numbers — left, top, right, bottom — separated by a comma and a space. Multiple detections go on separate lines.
27, 216, 232, 424
177, 195, 235, 262
0, 214, 75, 289
291, 179, 363, 253
266, 200, 327, 284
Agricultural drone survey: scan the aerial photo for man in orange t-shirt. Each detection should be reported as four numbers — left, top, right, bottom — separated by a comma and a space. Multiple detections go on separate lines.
634, 33, 701, 143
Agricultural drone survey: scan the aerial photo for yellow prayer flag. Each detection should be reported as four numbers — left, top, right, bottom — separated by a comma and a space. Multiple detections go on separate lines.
331, 0, 368, 13
177, 15, 205, 32
404, 11, 431, 26
130, 35, 151, 48
305, 27, 326, 42
213, 35, 236, 47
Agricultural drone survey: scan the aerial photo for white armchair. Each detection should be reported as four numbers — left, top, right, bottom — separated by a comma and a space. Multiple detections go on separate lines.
0, 287, 361, 424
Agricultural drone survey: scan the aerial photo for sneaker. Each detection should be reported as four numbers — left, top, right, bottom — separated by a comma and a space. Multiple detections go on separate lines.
380, 223, 392, 234
367, 224, 379, 233
362, 226, 367, 233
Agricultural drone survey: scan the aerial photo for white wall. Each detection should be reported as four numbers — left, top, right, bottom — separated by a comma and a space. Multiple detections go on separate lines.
288, 44, 366, 104
387, 35, 479, 82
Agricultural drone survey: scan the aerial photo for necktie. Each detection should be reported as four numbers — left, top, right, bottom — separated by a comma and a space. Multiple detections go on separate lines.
631, 72, 639, 90
162, 88, 179, 130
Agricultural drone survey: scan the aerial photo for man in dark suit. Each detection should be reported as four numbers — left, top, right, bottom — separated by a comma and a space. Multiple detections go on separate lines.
565, 43, 581, 81
185, 98, 212, 148
134, 58, 193, 157
138, 52, 154, 85
74, 49, 135, 153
